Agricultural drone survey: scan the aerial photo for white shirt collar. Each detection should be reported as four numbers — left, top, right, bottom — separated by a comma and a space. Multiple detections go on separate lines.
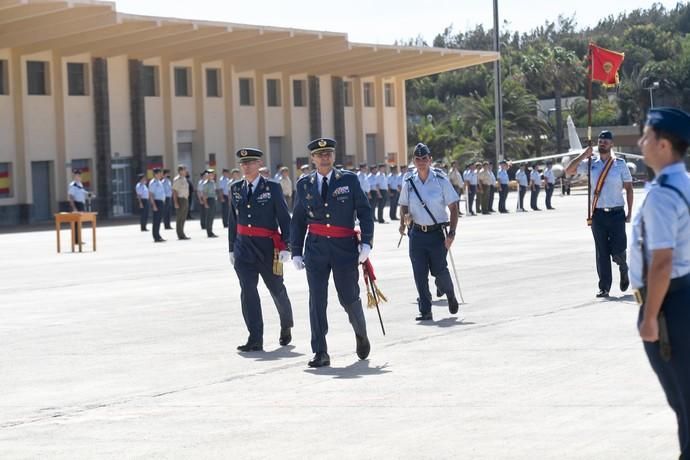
316, 169, 333, 183
246, 175, 261, 189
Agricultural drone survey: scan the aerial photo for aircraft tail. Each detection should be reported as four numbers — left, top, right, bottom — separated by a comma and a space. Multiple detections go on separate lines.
567, 116, 582, 151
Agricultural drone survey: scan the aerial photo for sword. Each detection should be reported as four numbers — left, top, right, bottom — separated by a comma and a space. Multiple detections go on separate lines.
397, 213, 411, 248
369, 280, 386, 336
443, 227, 465, 304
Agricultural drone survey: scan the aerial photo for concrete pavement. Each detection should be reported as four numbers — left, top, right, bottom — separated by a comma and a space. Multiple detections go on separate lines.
0, 189, 676, 459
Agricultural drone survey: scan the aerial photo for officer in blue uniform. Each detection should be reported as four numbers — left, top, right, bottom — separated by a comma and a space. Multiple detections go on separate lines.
135, 173, 149, 231
398, 143, 460, 321
148, 168, 166, 243
291, 138, 374, 368
228, 148, 293, 352
497, 160, 510, 213
162, 169, 173, 229
566, 130, 633, 297
633, 107, 690, 458
68, 169, 88, 244
543, 161, 556, 210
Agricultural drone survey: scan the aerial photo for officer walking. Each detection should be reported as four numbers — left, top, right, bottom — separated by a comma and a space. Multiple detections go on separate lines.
398, 143, 460, 321
633, 108, 690, 458
515, 164, 528, 212
228, 148, 294, 352
290, 138, 373, 368
497, 160, 510, 213
566, 130, 633, 297
529, 164, 542, 211
135, 173, 149, 231
543, 161, 556, 210
148, 168, 166, 243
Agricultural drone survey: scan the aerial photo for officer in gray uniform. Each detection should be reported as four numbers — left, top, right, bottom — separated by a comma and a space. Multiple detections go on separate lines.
633, 107, 690, 459
566, 130, 633, 297
398, 143, 460, 321
229, 148, 293, 352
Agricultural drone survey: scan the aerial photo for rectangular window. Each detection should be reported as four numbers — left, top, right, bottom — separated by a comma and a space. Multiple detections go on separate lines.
0, 162, 13, 198
239, 77, 254, 106
363, 82, 374, 107
174, 67, 191, 97
0, 60, 8, 95
293, 79, 306, 107
206, 68, 221, 97
343, 81, 353, 107
67, 62, 87, 96
27, 61, 49, 95
267, 78, 281, 107
384, 82, 394, 107
142, 65, 159, 97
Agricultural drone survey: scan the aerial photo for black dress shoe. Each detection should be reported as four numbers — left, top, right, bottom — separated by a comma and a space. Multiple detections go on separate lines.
448, 295, 459, 314
436, 288, 444, 298
141, 228, 148, 232
237, 342, 263, 352
154, 238, 166, 243
596, 290, 610, 298
164, 226, 173, 230
208, 233, 218, 238
547, 207, 556, 210
178, 236, 191, 240
308, 352, 330, 368
356, 334, 370, 360
620, 271, 630, 292
279, 327, 292, 346
416, 312, 433, 321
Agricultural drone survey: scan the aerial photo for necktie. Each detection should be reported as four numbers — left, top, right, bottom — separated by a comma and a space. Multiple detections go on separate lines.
247, 183, 253, 200
321, 176, 329, 202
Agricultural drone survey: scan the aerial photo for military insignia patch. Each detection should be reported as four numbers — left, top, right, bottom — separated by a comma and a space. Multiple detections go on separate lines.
240, 149, 248, 157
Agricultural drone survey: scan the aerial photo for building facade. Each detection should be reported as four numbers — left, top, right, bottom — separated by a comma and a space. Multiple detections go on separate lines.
0, 0, 498, 224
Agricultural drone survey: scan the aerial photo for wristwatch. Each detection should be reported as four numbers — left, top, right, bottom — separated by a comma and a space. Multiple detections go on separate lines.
448, 229, 456, 237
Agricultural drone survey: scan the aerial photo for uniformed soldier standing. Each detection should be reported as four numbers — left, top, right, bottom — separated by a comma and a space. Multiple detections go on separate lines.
172, 165, 191, 240
464, 163, 478, 215
515, 164, 529, 212
229, 148, 294, 352
135, 173, 149, 231
566, 130, 633, 297
497, 160, 510, 213
148, 168, 166, 243
398, 143, 460, 321
291, 138, 374, 368
388, 165, 401, 220
477, 161, 492, 215
529, 164, 542, 211
201, 169, 218, 238
219, 168, 231, 228
632, 107, 690, 458
68, 169, 88, 244
162, 169, 173, 229
357, 163, 372, 206
543, 161, 556, 210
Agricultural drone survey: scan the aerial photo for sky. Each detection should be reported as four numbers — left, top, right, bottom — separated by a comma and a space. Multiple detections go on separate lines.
114, 0, 683, 45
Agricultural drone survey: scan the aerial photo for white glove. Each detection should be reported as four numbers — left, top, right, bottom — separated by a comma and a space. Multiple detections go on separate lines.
279, 250, 291, 263
229, 252, 235, 265
358, 243, 371, 264
292, 256, 305, 270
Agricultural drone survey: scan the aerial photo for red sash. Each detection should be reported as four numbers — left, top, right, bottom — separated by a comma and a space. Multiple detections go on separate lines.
237, 224, 287, 251
308, 223, 358, 238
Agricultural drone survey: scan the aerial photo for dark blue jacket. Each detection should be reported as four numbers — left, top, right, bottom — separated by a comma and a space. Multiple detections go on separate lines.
290, 169, 373, 260
228, 177, 291, 264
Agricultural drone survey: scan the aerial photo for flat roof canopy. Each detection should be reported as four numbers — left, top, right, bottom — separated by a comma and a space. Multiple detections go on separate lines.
0, 0, 499, 79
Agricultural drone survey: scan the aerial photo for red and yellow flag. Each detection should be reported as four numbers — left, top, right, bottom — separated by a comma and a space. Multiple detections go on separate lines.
589, 43, 624, 87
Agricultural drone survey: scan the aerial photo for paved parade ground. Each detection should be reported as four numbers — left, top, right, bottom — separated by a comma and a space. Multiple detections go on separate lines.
0, 189, 677, 459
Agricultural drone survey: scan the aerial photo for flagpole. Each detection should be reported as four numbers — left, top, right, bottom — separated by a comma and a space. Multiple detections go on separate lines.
587, 44, 594, 226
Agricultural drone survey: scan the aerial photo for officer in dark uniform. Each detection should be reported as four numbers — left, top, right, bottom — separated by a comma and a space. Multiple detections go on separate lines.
398, 143, 460, 321
633, 108, 690, 458
291, 138, 374, 368
566, 130, 633, 297
68, 169, 88, 244
228, 148, 294, 352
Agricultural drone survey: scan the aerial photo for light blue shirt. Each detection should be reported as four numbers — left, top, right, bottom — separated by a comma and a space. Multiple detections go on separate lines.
357, 171, 371, 193
398, 170, 459, 225
465, 170, 478, 186
489, 171, 496, 184
162, 177, 173, 198
135, 182, 149, 199
68, 180, 87, 203
577, 156, 632, 208
219, 175, 231, 195
530, 169, 541, 186
148, 178, 166, 201
544, 168, 556, 184
376, 171, 388, 189
367, 173, 378, 190
497, 170, 509, 185
630, 163, 690, 288
516, 169, 528, 187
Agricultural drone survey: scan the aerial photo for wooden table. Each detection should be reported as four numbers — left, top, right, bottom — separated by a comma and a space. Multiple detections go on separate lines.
55, 212, 97, 253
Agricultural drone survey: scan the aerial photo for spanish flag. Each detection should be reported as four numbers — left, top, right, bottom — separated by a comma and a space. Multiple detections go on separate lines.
589, 43, 624, 87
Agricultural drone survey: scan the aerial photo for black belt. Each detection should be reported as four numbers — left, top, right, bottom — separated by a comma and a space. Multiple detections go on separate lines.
634, 273, 690, 305
412, 222, 447, 233
594, 206, 624, 213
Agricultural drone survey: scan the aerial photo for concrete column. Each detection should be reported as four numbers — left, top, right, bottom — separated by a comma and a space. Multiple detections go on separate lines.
52, 52, 67, 209
10, 50, 28, 220
374, 76, 386, 164
193, 59, 205, 171
255, 71, 267, 155
92, 57, 112, 217
352, 77, 364, 164
160, 58, 173, 170
222, 59, 236, 167
281, 73, 293, 170
395, 77, 408, 166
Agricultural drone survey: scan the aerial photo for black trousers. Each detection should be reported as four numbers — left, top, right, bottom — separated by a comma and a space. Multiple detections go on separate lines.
488, 185, 496, 211
72, 201, 85, 243
518, 185, 527, 210
468, 185, 477, 214
205, 198, 216, 236
389, 189, 399, 219
591, 208, 627, 292
222, 195, 230, 228
152, 199, 163, 241
498, 183, 509, 212
139, 199, 149, 230
163, 197, 173, 228
545, 183, 555, 209
530, 186, 541, 210
639, 284, 690, 458
377, 190, 388, 223
199, 198, 207, 229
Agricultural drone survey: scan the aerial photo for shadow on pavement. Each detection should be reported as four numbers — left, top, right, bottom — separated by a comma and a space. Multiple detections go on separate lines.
609, 294, 636, 303
237, 345, 305, 361
418, 318, 476, 328
304, 359, 391, 379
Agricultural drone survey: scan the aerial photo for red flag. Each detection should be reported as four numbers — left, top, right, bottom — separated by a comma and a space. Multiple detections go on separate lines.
589, 43, 624, 87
